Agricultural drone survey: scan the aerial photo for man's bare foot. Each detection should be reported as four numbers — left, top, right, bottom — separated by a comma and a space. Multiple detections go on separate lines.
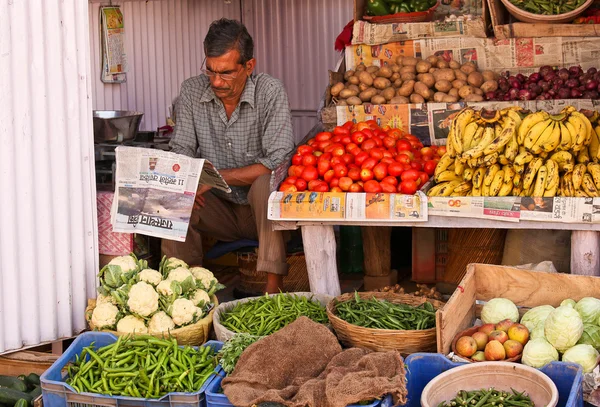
265, 273, 284, 294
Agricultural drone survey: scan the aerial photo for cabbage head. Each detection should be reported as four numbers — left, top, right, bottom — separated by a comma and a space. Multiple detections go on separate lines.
575, 297, 600, 324
481, 298, 520, 324
561, 299, 576, 308
520, 305, 555, 332
545, 305, 584, 352
530, 321, 546, 340
562, 344, 600, 373
577, 324, 600, 350
522, 338, 559, 368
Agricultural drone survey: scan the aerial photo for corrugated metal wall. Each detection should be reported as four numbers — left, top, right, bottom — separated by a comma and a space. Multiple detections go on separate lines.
89, 0, 352, 141
0, 1, 97, 354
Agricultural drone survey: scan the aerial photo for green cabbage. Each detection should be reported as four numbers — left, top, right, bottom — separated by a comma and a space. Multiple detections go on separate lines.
520, 305, 555, 332
561, 299, 576, 308
522, 338, 559, 368
544, 305, 584, 352
481, 298, 520, 324
575, 297, 600, 324
562, 344, 600, 373
577, 324, 600, 350
530, 321, 546, 340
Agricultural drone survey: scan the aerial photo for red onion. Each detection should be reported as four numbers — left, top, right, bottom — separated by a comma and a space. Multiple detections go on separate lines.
569, 66, 583, 76
503, 94, 511, 101
484, 91, 495, 100
557, 88, 571, 99
566, 78, 579, 88
558, 68, 570, 81
588, 67, 597, 75
529, 72, 541, 82
518, 89, 533, 100
548, 89, 556, 97
586, 80, 599, 90
539, 66, 553, 77
539, 80, 550, 92
508, 88, 519, 100
544, 72, 557, 82
516, 73, 527, 83
536, 95, 547, 100
583, 90, 599, 99
510, 79, 522, 89
571, 88, 583, 98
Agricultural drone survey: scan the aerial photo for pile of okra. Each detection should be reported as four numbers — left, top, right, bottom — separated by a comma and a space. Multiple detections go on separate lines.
438, 388, 535, 407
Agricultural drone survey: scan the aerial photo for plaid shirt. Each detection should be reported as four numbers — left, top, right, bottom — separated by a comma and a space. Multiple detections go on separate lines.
170, 73, 294, 205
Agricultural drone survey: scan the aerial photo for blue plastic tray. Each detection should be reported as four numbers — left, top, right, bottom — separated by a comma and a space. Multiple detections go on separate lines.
404, 353, 583, 407
40, 331, 223, 407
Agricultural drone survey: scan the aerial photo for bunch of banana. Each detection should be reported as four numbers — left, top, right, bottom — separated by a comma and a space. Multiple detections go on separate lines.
428, 105, 597, 198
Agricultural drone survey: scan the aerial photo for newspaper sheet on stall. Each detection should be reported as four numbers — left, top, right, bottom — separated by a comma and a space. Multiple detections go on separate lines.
518, 196, 600, 224
427, 196, 521, 222
110, 146, 231, 241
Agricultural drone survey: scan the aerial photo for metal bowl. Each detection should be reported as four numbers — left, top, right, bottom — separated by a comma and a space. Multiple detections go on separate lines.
93, 110, 144, 143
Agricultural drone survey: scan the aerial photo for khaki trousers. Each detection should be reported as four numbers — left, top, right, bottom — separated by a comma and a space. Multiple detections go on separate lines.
161, 174, 288, 275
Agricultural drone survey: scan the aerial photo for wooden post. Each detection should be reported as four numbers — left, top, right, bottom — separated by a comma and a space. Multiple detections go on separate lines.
361, 226, 396, 290
301, 225, 341, 296
571, 231, 600, 276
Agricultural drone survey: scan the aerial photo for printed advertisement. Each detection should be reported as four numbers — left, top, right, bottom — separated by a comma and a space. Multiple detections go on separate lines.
428, 196, 521, 222
101, 6, 127, 83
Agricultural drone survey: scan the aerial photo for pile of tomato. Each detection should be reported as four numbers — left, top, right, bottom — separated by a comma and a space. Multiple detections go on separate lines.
280, 120, 446, 195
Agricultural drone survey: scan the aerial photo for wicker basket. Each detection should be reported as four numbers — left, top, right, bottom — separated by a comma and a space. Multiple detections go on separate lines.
451, 325, 522, 363
238, 252, 310, 295
85, 296, 218, 346
327, 292, 445, 355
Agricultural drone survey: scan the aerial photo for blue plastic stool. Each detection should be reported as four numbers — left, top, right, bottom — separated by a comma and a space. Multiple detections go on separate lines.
204, 239, 259, 260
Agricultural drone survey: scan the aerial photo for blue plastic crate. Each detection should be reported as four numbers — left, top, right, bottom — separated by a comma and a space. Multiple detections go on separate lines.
40, 332, 223, 407
204, 367, 388, 407
404, 353, 583, 407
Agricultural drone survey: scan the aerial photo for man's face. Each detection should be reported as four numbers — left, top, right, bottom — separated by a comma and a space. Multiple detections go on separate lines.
205, 49, 255, 102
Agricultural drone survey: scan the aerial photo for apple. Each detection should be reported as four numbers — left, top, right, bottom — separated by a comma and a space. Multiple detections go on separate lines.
472, 332, 489, 351
478, 324, 496, 336
456, 336, 478, 358
495, 319, 515, 333
488, 330, 509, 344
503, 339, 523, 358
507, 323, 530, 345
484, 340, 506, 361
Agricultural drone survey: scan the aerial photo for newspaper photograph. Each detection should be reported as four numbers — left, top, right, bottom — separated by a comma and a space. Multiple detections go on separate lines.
427, 196, 521, 222
519, 196, 600, 223
111, 146, 230, 241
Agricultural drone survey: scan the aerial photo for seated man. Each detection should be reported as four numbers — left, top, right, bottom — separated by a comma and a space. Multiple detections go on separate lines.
162, 18, 295, 293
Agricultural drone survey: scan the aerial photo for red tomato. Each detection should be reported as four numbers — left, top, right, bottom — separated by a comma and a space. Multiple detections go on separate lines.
306, 138, 316, 146
395, 154, 412, 165
355, 151, 369, 166
361, 139, 377, 151
437, 146, 447, 156
315, 132, 333, 142
288, 165, 305, 178
410, 161, 424, 171
317, 141, 332, 151
369, 148, 384, 161
341, 153, 354, 165
361, 128, 374, 139
297, 145, 313, 155
396, 139, 412, 152
323, 169, 335, 183
340, 136, 352, 145
399, 180, 418, 195
363, 180, 382, 193
339, 177, 353, 191
319, 152, 332, 162
351, 131, 367, 145
342, 121, 354, 131
318, 160, 331, 176
285, 176, 298, 184
291, 154, 303, 165
301, 166, 319, 182
373, 163, 389, 181
330, 186, 343, 192
348, 167, 361, 182
361, 157, 378, 171
329, 178, 340, 188
332, 135, 342, 143
381, 182, 397, 193
333, 126, 350, 137
295, 178, 307, 191
401, 169, 420, 182
333, 164, 348, 178
279, 182, 297, 192
418, 172, 429, 185
388, 162, 404, 177
381, 175, 398, 186
314, 182, 329, 192
302, 154, 317, 167
380, 157, 395, 166
420, 146, 435, 158
424, 160, 437, 176
373, 137, 383, 147
346, 142, 359, 152
349, 183, 363, 192
360, 168, 374, 182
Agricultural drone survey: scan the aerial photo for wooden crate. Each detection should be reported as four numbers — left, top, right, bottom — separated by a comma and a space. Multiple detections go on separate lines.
487, 0, 600, 38
436, 263, 600, 354
0, 350, 58, 376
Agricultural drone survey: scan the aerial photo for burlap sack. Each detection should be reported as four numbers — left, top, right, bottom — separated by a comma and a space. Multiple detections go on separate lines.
222, 317, 407, 407
213, 292, 332, 342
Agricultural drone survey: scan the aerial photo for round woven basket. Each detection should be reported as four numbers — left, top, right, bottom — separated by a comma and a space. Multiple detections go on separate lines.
85, 295, 218, 346
327, 292, 445, 355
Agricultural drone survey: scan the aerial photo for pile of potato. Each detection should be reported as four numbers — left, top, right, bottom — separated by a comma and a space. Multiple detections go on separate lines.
330, 55, 500, 106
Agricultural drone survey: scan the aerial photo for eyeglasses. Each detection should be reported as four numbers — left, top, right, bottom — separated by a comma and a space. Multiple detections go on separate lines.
201, 57, 244, 81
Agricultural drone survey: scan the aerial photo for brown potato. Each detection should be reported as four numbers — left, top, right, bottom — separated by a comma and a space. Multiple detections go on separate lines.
448, 88, 459, 98
416, 60, 432, 73
464, 94, 484, 102
434, 92, 448, 102
396, 56, 405, 66
402, 56, 419, 66
382, 87, 396, 101
359, 88, 378, 102
414, 81, 433, 99
377, 66, 393, 78
397, 80, 415, 97
359, 82, 370, 92
449, 60, 461, 69
371, 95, 387, 105
347, 84, 360, 93
437, 60, 449, 69
427, 55, 439, 67
337, 100, 348, 106
359, 71, 374, 86
344, 70, 355, 81
482, 70, 497, 82
374, 77, 392, 90
442, 94, 459, 103
347, 96, 363, 105
356, 63, 367, 71
420, 73, 436, 88
429, 67, 438, 74
391, 64, 401, 73
467, 72, 484, 88
367, 65, 379, 74
390, 72, 401, 82
458, 85, 475, 99
371, 73, 377, 79
433, 68, 455, 82
390, 96, 410, 104
435, 80, 452, 93
400, 73, 416, 82
400, 65, 417, 75
480, 80, 498, 93
339, 88, 359, 98
410, 94, 425, 104
473, 87, 483, 96
460, 62, 477, 74
347, 75, 360, 85
330, 82, 345, 97
393, 79, 403, 88
452, 79, 467, 89
453, 69, 468, 82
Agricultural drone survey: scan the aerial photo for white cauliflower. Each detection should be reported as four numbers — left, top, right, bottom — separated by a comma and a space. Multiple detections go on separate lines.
157, 279, 174, 296
139, 268, 162, 286
166, 257, 188, 269
190, 267, 216, 290
108, 255, 138, 273
170, 298, 203, 326
91, 303, 119, 329
190, 289, 211, 306
116, 315, 148, 334
127, 281, 159, 317
148, 311, 176, 333
96, 293, 115, 306
168, 267, 194, 283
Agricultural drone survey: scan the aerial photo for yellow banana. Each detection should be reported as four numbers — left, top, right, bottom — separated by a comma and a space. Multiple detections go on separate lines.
483, 117, 517, 155
549, 151, 574, 172
427, 180, 462, 197
469, 126, 485, 150
572, 163, 587, 190
505, 134, 519, 162
564, 172, 575, 197
577, 146, 591, 164
513, 184, 523, 196
482, 183, 491, 197
473, 167, 486, 189
513, 173, 522, 187
527, 120, 555, 154
591, 126, 600, 161
503, 107, 523, 129
446, 127, 456, 158
571, 111, 593, 147
472, 185, 482, 196
483, 152, 499, 167
454, 157, 465, 176
463, 168, 474, 182
556, 121, 573, 151
461, 121, 480, 152
567, 113, 588, 152
545, 159, 559, 191
575, 190, 590, 198
452, 108, 476, 155
515, 150, 534, 166
434, 153, 454, 178
453, 181, 473, 195
522, 158, 543, 190
587, 162, 600, 189
462, 125, 496, 160
503, 165, 516, 183
435, 170, 463, 183
518, 111, 550, 145
490, 170, 505, 197
582, 173, 599, 197
544, 183, 558, 197
498, 154, 509, 166
498, 181, 513, 197
484, 164, 501, 187
532, 166, 548, 197
514, 163, 525, 175
427, 182, 449, 196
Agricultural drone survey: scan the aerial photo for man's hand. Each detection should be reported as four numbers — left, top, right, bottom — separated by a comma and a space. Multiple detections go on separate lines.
194, 184, 212, 210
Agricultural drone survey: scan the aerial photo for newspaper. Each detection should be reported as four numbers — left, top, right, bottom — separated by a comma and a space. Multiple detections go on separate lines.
110, 146, 230, 241
519, 196, 600, 223
268, 191, 428, 222
428, 196, 521, 222
101, 6, 127, 83
346, 37, 600, 72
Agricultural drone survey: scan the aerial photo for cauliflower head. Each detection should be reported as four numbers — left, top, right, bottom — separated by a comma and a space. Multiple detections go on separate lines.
117, 315, 148, 334
91, 303, 119, 329
139, 268, 162, 286
157, 279, 174, 296
96, 293, 116, 306
190, 289, 211, 306
127, 281, 159, 317
170, 298, 203, 326
149, 311, 176, 333
108, 255, 138, 273
166, 257, 188, 269
190, 267, 214, 280
168, 267, 194, 283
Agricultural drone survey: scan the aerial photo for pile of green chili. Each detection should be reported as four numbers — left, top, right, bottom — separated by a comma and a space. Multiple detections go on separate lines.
508, 0, 584, 15
66, 335, 216, 398
334, 293, 436, 330
438, 388, 535, 407
219, 293, 328, 336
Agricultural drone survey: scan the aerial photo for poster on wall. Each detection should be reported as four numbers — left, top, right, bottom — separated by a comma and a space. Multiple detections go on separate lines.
100, 6, 127, 83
